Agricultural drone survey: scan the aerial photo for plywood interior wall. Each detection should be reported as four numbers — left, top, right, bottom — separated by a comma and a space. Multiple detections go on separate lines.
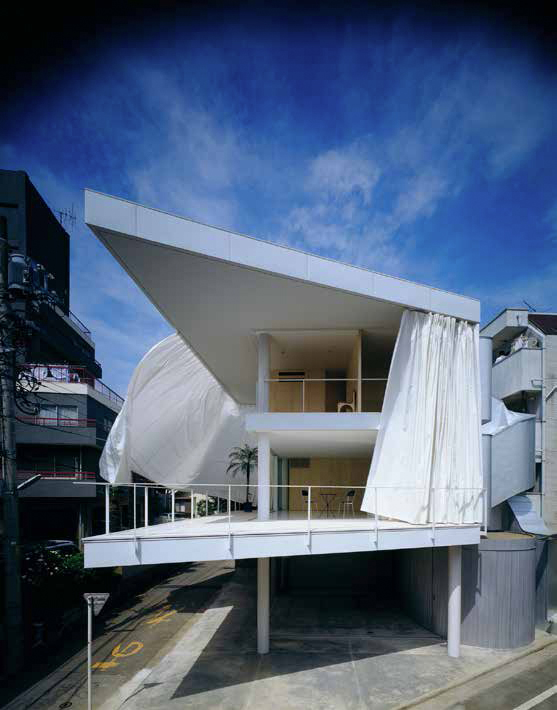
269, 369, 326, 412
269, 332, 362, 412
288, 457, 370, 512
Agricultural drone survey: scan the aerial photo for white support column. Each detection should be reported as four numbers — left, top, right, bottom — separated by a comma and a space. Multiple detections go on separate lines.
257, 333, 270, 413
479, 335, 492, 425
258, 433, 270, 521
257, 557, 270, 654
447, 545, 462, 658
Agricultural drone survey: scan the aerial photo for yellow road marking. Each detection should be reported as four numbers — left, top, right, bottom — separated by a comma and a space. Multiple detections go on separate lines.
111, 641, 144, 657
92, 661, 119, 670
145, 609, 177, 625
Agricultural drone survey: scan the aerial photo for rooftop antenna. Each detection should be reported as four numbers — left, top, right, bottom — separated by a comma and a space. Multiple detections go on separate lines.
57, 204, 76, 233
523, 300, 537, 312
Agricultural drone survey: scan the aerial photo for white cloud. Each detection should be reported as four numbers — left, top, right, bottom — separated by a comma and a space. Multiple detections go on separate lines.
307, 147, 380, 204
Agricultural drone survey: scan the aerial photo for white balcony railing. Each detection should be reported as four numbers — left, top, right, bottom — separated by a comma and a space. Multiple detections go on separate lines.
266, 377, 388, 413
75, 481, 487, 545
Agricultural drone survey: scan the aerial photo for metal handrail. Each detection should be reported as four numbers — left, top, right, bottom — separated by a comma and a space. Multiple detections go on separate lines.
19, 470, 96, 480
68, 310, 92, 336
76, 480, 487, 538
23, 364, 124, 407
18, 415, 97, 427
265, 377, 388, 412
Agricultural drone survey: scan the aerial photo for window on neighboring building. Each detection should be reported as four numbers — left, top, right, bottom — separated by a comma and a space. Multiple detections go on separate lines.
102, 417, 114, 433
37, 404, 79, 426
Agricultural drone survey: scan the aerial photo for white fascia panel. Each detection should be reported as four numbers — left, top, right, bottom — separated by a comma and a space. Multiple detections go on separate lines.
85, 189, 137, 237
84, 525, 481, 568
84, 190, 480, 322
430, 288, 480, 322
136, 204, 230, 260
230, 232, 308, 280
246, 412, 380, 432
307, 255, 375, 297
373, 272, 431, 313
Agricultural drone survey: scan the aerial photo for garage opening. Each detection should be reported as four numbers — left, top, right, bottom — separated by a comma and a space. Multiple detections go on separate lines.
270, 551, 446, 642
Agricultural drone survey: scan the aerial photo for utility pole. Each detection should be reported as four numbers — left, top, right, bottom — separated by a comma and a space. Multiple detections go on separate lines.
0, 218, 24, 673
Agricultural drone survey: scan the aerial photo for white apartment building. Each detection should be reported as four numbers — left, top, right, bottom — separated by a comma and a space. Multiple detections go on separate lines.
80, 190, 548, 658
481, 309, 557, 531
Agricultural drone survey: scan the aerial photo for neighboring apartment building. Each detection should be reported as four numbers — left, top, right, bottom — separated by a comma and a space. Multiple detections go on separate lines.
80, 189, 548, 658
0, 171, 123, 545
481, 309, 557, 532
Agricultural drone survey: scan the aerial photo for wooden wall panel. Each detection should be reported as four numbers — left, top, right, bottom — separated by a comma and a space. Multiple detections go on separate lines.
269, 369, 326, 412
288, 458, 370, 512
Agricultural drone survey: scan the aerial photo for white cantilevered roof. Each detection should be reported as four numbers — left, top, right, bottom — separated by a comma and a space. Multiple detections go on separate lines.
85, 189, 480, 404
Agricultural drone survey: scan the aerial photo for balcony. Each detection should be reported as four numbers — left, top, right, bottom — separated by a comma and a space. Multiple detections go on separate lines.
18, 415, 97, 428
267, 376, 387, 413
17, 471, 97, 499
492, 347, 542, 400
17, 470, 97, 481
82, 482, 484, 569
23, 364, 124, 409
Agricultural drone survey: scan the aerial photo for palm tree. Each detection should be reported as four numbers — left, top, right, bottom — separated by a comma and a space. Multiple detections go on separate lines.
226, 445, 258, 509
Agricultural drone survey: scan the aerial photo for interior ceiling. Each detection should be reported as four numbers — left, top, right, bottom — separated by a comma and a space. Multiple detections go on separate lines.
97, 229, 404, 403
268, 430, 376, 458
270, 330, 358, 370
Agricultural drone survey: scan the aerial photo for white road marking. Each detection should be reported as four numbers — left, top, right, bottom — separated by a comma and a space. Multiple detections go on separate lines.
512, 684, 557, 710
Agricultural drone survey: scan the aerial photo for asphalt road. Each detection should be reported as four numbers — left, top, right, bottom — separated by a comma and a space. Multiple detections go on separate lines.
1, 560, 235, 710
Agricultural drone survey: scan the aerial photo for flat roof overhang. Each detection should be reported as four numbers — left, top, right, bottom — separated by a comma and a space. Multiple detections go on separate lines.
85, 190, 480, 404
246, 412, 379, 457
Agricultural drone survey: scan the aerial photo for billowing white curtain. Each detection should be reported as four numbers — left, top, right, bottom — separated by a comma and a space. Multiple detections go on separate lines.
100, 333, 255, 501
361, 310, 483, 524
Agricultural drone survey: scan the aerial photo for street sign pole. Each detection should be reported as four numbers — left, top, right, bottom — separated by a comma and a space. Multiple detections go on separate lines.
84, 593, 110, 710
87, 596, 92, 710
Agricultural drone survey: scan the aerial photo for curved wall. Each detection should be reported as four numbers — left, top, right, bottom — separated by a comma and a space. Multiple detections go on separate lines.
398, 534, 537, 650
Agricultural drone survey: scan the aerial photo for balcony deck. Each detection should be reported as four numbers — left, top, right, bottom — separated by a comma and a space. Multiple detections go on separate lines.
83, 510, 482, 568
492, 347, 542, 399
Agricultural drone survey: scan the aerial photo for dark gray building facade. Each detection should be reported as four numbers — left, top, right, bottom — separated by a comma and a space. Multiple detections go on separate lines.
0, 170, 122, 545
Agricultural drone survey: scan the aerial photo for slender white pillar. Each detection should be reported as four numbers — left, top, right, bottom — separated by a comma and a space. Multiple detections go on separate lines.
479, 336, 492, 425
447, 545, 462, 658
257, 557, 270, 654
257, 333, 270, 412
258, 433, 270, 520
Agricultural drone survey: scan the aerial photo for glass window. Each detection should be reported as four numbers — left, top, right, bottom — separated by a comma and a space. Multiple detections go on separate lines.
58, 405, 79, 426
37, 404, 57, 425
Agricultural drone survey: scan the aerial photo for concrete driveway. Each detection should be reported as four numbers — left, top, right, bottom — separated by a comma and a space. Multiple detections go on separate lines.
116, 566, 554, 710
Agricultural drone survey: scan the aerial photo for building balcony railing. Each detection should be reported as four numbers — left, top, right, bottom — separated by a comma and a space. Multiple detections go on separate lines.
266, 377, 388, 413
77, 481, 487, 539
18, 415, 97, 427
23, 364, 124, 408
17, 470, 97, 481
68, 310, 92, 336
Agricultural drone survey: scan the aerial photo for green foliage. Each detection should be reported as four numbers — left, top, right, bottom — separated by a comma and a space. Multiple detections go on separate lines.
226, 445, 258, 503
196, 497, 217, 517
21, 547, 117, 621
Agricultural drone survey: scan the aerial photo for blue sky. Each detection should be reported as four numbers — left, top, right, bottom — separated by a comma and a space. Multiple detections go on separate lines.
1, 9, 556, 395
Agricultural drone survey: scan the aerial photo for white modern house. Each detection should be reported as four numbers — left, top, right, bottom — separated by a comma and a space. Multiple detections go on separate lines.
81, 190, 546, 658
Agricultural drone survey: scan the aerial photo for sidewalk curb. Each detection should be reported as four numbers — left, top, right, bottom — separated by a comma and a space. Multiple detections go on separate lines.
393, 634, 557, 710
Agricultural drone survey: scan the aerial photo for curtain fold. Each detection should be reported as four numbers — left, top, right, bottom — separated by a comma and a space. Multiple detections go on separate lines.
361, 310, 483, 524
100, 333, 255, 501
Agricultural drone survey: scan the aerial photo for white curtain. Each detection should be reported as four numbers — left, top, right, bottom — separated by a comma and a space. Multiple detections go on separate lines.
100, 334, 255, 501
361, 310, 483, 524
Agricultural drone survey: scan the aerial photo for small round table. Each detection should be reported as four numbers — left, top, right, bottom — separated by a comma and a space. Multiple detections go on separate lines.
320, 492, 336, 518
